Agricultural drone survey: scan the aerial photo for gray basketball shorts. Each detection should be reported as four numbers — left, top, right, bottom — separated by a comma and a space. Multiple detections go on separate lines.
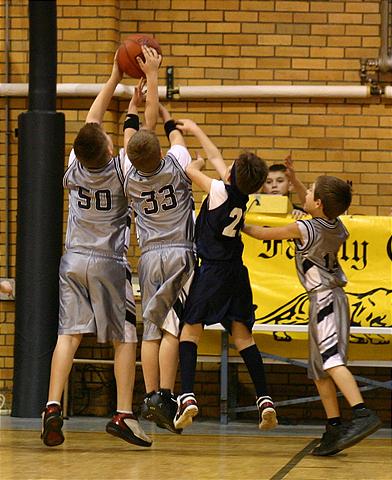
58, 250, 136, 343
307, 287, 350, 380
138, 246, 196, 341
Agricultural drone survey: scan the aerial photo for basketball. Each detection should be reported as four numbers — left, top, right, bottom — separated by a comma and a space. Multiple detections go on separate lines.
117, 34, 162, 78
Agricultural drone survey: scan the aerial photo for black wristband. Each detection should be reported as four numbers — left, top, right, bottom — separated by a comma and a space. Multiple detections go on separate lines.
123, 114, 140, 131
164, 119, 178, 139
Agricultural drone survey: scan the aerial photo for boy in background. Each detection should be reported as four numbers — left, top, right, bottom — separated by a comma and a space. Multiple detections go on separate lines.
173, 118, 277, 432
243, 176, 382, 456
261, 156, 307, 219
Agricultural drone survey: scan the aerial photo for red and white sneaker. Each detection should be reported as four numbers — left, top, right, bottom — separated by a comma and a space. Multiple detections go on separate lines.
257, 396, 278, 430
174, 393, 199, 430
41, 403, 64, 447
106, 412, 152, 447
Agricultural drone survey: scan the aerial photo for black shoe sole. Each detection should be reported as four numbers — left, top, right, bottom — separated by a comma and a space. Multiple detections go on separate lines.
311, 446, 342, 456
336, 419, 383, 451
106, 422, 152, 447
41, 416, 64, 447
141, 408, 168, 431
147, 408, 182, 434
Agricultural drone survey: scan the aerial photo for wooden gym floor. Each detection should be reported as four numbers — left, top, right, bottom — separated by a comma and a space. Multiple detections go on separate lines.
0, 416, 390, 480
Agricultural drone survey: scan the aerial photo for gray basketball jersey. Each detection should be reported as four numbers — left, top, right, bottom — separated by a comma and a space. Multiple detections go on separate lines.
294, 217, 348, 292
63, 152, 128, 258
124, 149, 195, 252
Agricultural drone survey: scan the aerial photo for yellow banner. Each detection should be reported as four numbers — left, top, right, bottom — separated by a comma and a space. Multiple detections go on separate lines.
243, 214, 392, 361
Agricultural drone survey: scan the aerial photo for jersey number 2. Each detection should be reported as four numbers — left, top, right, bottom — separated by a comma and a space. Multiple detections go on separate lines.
222, 207, 243, 237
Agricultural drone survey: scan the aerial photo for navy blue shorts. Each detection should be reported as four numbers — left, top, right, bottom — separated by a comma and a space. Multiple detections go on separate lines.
182, 260, 255, 333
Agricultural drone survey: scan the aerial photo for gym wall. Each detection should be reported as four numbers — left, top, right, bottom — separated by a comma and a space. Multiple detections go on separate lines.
0, 0, 390, 421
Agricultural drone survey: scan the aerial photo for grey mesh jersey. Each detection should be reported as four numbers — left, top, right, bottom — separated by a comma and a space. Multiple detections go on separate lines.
124, 145, 195, 252
63, 150, 129, 258
294, 217, 349, 293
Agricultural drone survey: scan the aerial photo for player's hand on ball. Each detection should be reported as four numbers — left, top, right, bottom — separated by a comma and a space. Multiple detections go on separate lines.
137, 45, 162, 75
112, 49, 124, 82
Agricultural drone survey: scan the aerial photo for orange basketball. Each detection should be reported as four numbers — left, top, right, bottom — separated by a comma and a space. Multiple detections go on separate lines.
117, 34, 162, 78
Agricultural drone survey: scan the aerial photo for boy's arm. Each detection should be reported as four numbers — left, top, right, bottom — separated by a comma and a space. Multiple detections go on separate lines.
176, 119, 227, 180
243, 222, 302, 241
123, 45, 161, 149
123, 77, 146, 151
86, 52, 123, 125
285, 154, 307, 206
159, 103, 186, 147
138, 45, 161, 131
186, 158, 213, 194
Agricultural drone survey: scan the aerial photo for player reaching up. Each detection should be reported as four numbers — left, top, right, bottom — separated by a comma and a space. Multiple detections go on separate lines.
41, 47, 159, 449
243, 176, 382, 456
124, 100, 196, 434
173, 118, 277, 432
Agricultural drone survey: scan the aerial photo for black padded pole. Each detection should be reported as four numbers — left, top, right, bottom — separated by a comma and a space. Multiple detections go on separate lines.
12, 0, 65, 417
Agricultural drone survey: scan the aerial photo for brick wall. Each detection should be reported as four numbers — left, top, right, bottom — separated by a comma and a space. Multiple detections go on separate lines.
0, 1, 391, 421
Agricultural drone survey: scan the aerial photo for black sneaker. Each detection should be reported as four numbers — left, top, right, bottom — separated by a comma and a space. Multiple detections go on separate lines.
106, 412, 152, 447
336, 408, 382, 451
312, 423, 346, 456
140, 391, 156, 422
41, 403, 64, 447
256, 396, 278, 430
174, 393, 199, 430
140, 391, 168, 430
147, 390, 182, 434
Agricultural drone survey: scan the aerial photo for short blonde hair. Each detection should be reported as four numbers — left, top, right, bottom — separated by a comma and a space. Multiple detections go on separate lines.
127, 129, 161, 172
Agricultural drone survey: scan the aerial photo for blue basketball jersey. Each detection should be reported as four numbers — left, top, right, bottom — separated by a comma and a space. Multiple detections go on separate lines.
196, 180, 248, 262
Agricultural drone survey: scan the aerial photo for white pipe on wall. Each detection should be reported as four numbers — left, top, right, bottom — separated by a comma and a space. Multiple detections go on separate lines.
382, 86, 392, 97
177, 85, 371, 99
0, 83, 371, 99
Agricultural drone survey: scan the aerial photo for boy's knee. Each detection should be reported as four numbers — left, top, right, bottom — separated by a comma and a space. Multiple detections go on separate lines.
180, 323, 202, 344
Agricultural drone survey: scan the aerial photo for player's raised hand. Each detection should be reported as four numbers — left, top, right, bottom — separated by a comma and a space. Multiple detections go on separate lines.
191, 150, 206, 171
137, 45, 162, 76
284, 154, 297, 182
131, 78, 146, 108
112, 49, 124, 83
175, 118, 198, 135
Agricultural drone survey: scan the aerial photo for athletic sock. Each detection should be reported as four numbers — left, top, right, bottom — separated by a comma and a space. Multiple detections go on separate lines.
327, 417, 342, 426
159, 388, 172, 397
46, 401, 61, 408
239, 344, 268, 397
352, 402, 365, 411
116, 409, 133, 415
179, 341, 198, 394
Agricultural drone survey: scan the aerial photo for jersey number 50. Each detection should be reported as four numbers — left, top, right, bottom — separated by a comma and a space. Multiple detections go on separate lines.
78, 186, 112, 211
